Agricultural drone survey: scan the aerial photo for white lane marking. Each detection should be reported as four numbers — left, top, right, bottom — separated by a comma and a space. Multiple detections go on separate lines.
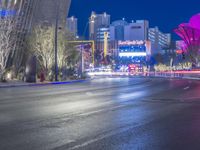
85, 92, 93, 96
118, 91, 145, 99
78, 104, 125, 117
183, 86, 190, 90
67, 123, 139, 150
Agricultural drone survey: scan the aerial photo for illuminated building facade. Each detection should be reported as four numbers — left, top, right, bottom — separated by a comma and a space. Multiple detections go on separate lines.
96, 27, 110, 52
33, 0, 71, 28
110, 19, 128, 41
148, 27, 171, 55
89, 12, 110, 41
118, 40, 151, 65
89, 12, 111, 61
0, 0, 71, 69
0, 0, 36, 68
124, 20, 149, 41
66, 16, 78, 36
0, 0, 72, 29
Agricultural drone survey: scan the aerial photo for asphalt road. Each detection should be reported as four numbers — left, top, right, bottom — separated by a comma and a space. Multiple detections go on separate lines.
1, 77, 200, 150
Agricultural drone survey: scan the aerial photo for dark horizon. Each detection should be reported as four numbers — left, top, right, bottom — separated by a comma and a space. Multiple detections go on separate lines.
69, 0, 200, 40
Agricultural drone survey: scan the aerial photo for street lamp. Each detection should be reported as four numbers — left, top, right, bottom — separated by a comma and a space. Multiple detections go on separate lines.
54, 0, 60, 81
80, 45, 84, 78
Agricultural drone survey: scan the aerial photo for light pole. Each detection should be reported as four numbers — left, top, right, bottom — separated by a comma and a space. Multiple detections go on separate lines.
80, 45, 84, 78
54, 0, 60, 81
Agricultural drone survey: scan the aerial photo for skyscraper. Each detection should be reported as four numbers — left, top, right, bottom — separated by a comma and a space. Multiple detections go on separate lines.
89, 11, 111, 60
32, 0, 71, 28
66, 16, 78, 36
124, 20, 149, 41
0, 0, 72, 30
148, 27, 171, 55
0, 0, 72, 70
0, 0, 36, 69
110, 19, 128, 41
89, 11, 110, 41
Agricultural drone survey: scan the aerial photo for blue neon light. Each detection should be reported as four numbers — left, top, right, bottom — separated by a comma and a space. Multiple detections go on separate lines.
0, 9, 16, 17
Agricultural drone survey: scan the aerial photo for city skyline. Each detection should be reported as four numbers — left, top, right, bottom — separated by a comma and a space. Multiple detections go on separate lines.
1, 1, 200, 150
69, 0, 200, 39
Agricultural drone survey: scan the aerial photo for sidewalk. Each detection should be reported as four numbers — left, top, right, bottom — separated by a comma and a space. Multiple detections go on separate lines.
0, 79, 87, 88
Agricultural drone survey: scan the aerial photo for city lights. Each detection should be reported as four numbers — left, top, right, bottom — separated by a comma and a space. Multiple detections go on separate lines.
118, 40, 145, 45
119, 52, 147, 57
0, 1, 200, 150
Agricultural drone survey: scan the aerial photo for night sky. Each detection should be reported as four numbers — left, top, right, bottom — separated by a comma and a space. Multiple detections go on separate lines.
69, 0, 200, 40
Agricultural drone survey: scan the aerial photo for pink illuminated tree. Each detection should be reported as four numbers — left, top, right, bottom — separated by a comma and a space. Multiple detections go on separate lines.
174, 14, 200, 66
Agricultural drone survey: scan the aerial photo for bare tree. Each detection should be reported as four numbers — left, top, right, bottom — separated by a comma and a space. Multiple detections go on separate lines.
58, 30, 78, 69
28, 25, 79, 80
0, 17, 17, 79
57, 29, 79, 79
28, 25, 54, 76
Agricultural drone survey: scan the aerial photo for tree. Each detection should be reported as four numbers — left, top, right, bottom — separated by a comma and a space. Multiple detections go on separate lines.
0, 16, 17, 80
174, 14, 200, 67
153, 53, 164, 64
28, 25, 54, 78
28, 25, 79, 80
58, 30, 79, 79
161, 42, 177, 65
65, 30, 79, 68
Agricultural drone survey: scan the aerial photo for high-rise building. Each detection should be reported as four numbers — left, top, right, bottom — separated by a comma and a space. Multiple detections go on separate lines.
0, 0, 34, 30
0, 0, 18, 17
89, 11, 111, 60
0, 0, 36, 69
0, 0, 72, 69
109, 19, 149, 61
118, 40, 151, 71
148, 27, 171, 55
124, 20, 149, 41
97, 27, 110, 42
110, 19, 128, 41
89, 11, 110, 41
66, 16, 78, 36
96, 27, 110, 52
32, 0, 71, 28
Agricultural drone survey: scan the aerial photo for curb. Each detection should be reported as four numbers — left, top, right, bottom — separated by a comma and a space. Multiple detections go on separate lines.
0, 79, 88, 88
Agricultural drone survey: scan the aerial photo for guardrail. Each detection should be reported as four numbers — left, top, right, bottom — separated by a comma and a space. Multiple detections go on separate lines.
144, 71, 200, 80
87, 70, 200, 80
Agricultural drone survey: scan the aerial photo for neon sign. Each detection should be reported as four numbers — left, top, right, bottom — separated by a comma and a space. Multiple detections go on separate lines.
176, 50, 183, 54
119, 52, 147, 57
0, 9, 16, 17
118, 40, 145, 45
